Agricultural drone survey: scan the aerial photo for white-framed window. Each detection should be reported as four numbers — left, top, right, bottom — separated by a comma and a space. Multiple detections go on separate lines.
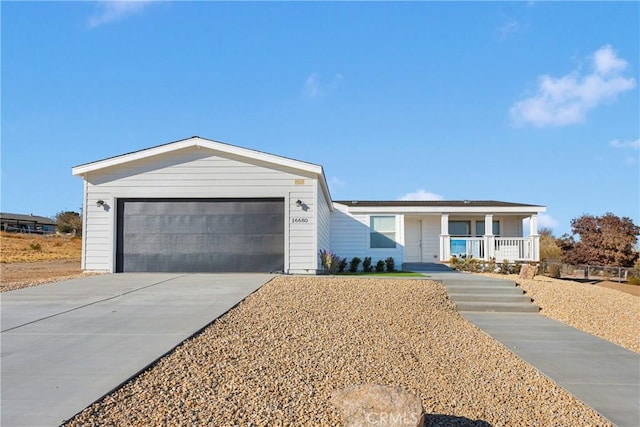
475, 221, 500, 236
370, 216, 396, 248
449, 221, 471, 236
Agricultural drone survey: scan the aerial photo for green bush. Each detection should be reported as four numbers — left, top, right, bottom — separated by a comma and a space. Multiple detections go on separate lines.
337, 257, 347, 273
30, 242, 42, 251
375, 260, 385, 272
349, 257, 362, 273
385, 257, 396, 272
362, 257, 372, 273
628, 276, 640, 286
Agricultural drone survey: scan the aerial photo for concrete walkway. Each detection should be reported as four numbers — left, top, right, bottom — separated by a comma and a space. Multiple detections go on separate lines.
409, 264, 640, 427
1, 273, 273, 427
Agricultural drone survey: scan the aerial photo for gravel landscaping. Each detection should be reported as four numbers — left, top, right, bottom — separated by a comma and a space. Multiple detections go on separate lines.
67, 277, 610, 426
514, 275, 639, 353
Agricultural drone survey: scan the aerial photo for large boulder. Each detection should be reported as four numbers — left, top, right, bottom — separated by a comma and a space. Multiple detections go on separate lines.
519, 264, 538, 280
331, 384, 425, 427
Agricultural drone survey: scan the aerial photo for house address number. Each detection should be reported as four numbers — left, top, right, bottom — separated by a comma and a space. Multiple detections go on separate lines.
291, 217, 309, 223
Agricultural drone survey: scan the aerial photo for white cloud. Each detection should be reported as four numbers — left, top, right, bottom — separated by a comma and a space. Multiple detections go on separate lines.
497, 21, 519, 39
510, 45, 636, 127
88, 1, 154, 29
303, 72, 344, 99
524, 213, 559, 233
329, 176, 346, 189
609, 138, 640, 150
398, 189, 444, 201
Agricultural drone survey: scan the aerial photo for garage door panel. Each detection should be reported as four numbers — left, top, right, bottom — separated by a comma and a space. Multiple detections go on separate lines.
116, 198, 284, 272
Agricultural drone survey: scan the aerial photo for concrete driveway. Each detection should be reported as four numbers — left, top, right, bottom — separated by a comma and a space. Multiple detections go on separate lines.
1, 273, 273, 427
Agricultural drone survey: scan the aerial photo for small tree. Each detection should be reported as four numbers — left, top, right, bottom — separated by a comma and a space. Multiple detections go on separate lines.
539, 227, 562, 262
559, 213, 640, 267
362, 257, 373, 273
56, 211, 82, 234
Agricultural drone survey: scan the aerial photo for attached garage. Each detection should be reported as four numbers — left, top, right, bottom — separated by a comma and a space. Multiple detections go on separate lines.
116, 198, 285, 273
72, 136, 333, 274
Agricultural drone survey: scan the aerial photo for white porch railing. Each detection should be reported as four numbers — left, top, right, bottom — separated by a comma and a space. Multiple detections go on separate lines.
446, 236, 538, 262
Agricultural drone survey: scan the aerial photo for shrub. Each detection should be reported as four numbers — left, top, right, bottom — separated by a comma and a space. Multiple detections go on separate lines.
449, 255, 460, 270
547, 263, 561, 278
513, 262, 522, 274
486, 257, 497, 273
375, 260, 385, 272
385, 257, 396, 272
337, 257, 347, 273
29, 242, 42, 251
499, 259, 510, 274
628, 275, 640, 286
349, 257, 362, 273
318, 249, 341, 274
362, 257, 372, 273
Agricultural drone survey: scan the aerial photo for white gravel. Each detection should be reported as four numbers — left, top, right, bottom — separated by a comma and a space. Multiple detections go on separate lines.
66, 277, 611, 426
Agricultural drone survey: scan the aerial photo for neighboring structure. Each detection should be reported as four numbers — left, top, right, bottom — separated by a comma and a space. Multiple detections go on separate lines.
73, 136, 545, 274
0, 212, 57, 234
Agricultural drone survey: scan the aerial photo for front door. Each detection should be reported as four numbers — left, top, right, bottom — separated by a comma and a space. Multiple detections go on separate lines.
405, 219, 422, 262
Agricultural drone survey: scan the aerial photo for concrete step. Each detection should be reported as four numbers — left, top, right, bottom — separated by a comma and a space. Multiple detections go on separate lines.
448, 293, 533, 303
444, 286, 525, 295
444, 280, 516, 288
454, 301, 540, 313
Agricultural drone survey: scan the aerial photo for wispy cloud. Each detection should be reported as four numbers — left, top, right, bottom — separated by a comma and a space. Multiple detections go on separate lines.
398, 189, 444, 201
609, 138, 640, 165
510, 45, 636, 127
525, 213, 559, 233
303, 72, 344, 99
497, 20, 519, 39
329, 176, 346, 189
88, 0, 154, 29
609, 138, 640, 150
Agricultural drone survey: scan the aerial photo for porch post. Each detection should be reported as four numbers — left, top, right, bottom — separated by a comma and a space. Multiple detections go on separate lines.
484, 214, 494, 261
440, 214, 450, 261
529, 214, 540, 261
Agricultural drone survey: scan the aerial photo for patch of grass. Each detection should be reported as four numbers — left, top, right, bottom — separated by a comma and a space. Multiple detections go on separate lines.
337, 271, 425, 277
0, 232, 81, 263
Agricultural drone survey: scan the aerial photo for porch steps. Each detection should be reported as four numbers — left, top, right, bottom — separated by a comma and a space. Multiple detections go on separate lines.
443, 278, 539, 313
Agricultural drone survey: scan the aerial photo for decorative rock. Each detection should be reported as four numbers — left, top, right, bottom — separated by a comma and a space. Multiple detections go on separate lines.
519, 264, 538, 280
331, 384, 425, 427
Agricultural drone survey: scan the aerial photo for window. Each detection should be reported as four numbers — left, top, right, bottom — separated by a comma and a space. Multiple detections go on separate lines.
475, 221, 500, 236
370, 216, 396, 248
449, 221, 470, 236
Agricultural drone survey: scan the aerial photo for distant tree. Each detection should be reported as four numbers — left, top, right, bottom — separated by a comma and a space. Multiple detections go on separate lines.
56, 211, 82, 235
558, 213, 639, 267
538, 227, 562, 262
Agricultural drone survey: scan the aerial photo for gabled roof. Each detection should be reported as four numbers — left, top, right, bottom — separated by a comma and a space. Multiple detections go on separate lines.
334, 200, 546, 214
0, 212, 57, 225
71, 136, 333, 208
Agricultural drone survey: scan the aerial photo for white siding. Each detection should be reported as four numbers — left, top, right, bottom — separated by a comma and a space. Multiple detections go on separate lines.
330, 204, 403, 269
316, 183, 331, 270
82, 147, 317, 273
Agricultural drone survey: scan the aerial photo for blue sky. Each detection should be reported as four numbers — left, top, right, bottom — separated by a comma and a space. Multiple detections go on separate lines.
2, 1, 638, 236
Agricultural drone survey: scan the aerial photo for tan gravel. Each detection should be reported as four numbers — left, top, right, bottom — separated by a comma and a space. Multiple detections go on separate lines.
67, 277, 610, 426
516, 275, 638, 353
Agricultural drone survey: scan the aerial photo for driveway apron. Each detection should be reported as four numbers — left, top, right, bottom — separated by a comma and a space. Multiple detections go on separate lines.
1, 273, 272, 427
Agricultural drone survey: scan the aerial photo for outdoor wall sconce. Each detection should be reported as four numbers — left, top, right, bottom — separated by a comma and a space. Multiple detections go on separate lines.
96, 199, 105, 208
295, 199, 303, 207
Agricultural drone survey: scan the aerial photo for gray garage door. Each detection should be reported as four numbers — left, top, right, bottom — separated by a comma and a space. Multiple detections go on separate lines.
116, 198, 285, 273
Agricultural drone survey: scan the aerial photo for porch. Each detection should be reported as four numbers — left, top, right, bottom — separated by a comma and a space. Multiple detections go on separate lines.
404, 212, 541, 263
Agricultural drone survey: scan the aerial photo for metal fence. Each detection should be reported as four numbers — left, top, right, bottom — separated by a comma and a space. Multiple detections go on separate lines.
540, 261, 634, 283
